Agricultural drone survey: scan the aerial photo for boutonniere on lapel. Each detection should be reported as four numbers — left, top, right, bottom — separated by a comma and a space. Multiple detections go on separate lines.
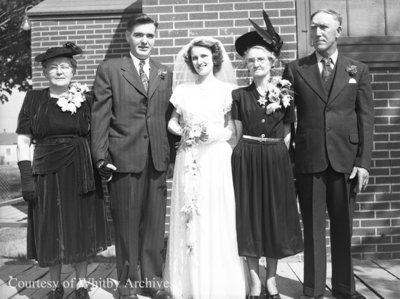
257, 77, 293, 115
346, 65, 358, 84
158, 69, 168, 80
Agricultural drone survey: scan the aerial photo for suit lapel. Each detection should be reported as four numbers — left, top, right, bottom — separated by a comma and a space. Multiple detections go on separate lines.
297, 53, 327, 103
328, 54, 349, 103
120, 56, 147, 97
148, 59, 161, 99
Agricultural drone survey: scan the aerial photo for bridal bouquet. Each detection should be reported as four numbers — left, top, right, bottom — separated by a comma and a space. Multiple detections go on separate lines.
258, 77, 293, 115
56, 82, 89, 114
179, 120, 208, 151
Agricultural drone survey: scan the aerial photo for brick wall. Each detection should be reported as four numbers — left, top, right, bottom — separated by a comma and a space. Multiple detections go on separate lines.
352, 68, 400, 259
28, 0, 400, 259
143, 0, 297, 85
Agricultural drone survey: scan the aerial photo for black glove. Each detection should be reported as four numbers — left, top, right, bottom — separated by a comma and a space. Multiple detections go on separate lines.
17, 160, 37, 204
96, 159, 117, 182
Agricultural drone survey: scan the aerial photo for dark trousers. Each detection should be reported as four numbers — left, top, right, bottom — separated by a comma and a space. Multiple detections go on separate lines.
297, 165, 357, 297
109, 152, 167, 292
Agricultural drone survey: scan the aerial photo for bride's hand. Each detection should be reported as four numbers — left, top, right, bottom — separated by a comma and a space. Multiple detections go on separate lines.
200, 129, 209, 142
206, 126, 232, 142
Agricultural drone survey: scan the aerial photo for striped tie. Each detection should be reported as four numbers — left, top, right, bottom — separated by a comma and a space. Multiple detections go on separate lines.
139, 60, 149, 92
321, 57, 333, 82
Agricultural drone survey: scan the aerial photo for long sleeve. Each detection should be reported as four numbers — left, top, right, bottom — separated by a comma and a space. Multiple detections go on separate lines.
354, 63, 374, 171
91, 62, 113, 163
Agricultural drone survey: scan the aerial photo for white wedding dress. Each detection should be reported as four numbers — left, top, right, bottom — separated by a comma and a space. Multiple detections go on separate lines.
164, 79, 246, 299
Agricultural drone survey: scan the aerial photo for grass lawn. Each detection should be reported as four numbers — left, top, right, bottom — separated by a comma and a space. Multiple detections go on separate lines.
0, 164, 21, 201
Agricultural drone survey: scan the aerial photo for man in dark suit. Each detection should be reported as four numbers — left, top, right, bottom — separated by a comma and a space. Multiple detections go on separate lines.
283, 9, 374, 299
91, 14, 174, 299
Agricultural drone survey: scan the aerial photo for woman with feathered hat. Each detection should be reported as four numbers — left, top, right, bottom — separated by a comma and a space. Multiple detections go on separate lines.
231, 11, 304, 299
16, 42, 108, 299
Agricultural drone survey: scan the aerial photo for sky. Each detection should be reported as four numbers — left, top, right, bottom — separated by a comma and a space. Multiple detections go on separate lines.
0, 89, 26, 134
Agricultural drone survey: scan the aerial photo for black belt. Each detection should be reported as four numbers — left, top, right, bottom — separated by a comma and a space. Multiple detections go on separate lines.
34, 134, 80, 145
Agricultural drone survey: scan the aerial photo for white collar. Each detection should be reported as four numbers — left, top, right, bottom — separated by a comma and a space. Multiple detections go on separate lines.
316, 50, 338, 65
130, 52, 150, 76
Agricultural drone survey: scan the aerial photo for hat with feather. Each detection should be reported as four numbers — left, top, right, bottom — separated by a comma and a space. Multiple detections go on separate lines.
235, 10, 283, 57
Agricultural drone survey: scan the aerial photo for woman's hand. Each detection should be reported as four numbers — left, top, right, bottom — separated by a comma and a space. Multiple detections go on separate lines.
283, 123, 291, 150
17, 134, 37, 204
168, 109, 183, 136
206, 126, 232, 142
17, 160, 37, 204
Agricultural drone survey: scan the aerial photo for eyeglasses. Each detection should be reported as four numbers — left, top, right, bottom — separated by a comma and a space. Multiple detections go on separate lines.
246, 57, 269, 65
47, 64, 72, 73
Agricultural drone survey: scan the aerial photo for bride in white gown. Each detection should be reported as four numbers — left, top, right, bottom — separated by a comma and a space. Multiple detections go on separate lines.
164, 37, 246, 299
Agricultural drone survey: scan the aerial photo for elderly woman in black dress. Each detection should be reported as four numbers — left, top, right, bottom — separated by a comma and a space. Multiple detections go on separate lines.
231, 12, 303, 299
16, 43, 108, 299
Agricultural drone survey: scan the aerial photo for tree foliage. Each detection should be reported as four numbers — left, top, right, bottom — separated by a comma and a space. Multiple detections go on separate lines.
0, 0, 44, 103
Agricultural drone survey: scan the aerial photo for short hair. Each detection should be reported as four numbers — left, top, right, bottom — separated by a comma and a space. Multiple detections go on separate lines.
184, 39, 224, 75
42, 57, 77, 73
126, 14, 158, 32
311, 9, 342, 26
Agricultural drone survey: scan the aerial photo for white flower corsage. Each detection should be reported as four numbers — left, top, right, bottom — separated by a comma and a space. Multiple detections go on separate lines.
56, 82, 89, 114
258, 77, 293, 115
346, 65, 357, 77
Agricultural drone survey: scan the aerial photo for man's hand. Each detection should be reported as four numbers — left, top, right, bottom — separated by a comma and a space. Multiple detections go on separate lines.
349, 166, 369, 193
166, 162, 174, 179
96, 160, 117, 182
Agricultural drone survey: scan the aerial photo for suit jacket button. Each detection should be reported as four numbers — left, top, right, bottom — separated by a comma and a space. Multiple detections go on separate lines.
144, 135, 148, 139
261, 119, 266, 123
327, 127, 331, 131
261, 134, 266, 138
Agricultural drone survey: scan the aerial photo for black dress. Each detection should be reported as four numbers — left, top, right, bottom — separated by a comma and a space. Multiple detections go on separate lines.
231, 83, 303, 259
16, 89, 108, 267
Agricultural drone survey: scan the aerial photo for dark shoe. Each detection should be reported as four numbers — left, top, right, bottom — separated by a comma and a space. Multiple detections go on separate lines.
117, 284, 139, 299
153, 289, 173, 299
248, 296, 260, 299
119, 295, 138, 299
334, 291, 366, 299
75, 287, 90, 299
266, 290, 281, 299
47, 285, 64, 299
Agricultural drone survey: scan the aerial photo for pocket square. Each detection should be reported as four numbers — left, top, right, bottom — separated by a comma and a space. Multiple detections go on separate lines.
348, 78, 357, 84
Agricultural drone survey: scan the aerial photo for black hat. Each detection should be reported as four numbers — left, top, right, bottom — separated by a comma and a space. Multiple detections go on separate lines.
235, 10, 283, 57
35, 42, 83, 62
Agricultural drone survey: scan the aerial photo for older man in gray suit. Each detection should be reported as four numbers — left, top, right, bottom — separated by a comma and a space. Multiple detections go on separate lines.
283, 9, 373, 299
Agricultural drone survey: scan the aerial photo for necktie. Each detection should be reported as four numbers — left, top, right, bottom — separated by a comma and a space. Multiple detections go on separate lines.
321, 57, 333, 82
139, 60, 149, 92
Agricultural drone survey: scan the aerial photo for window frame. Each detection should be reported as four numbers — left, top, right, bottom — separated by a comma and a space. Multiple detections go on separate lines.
296, 0, 400, 68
